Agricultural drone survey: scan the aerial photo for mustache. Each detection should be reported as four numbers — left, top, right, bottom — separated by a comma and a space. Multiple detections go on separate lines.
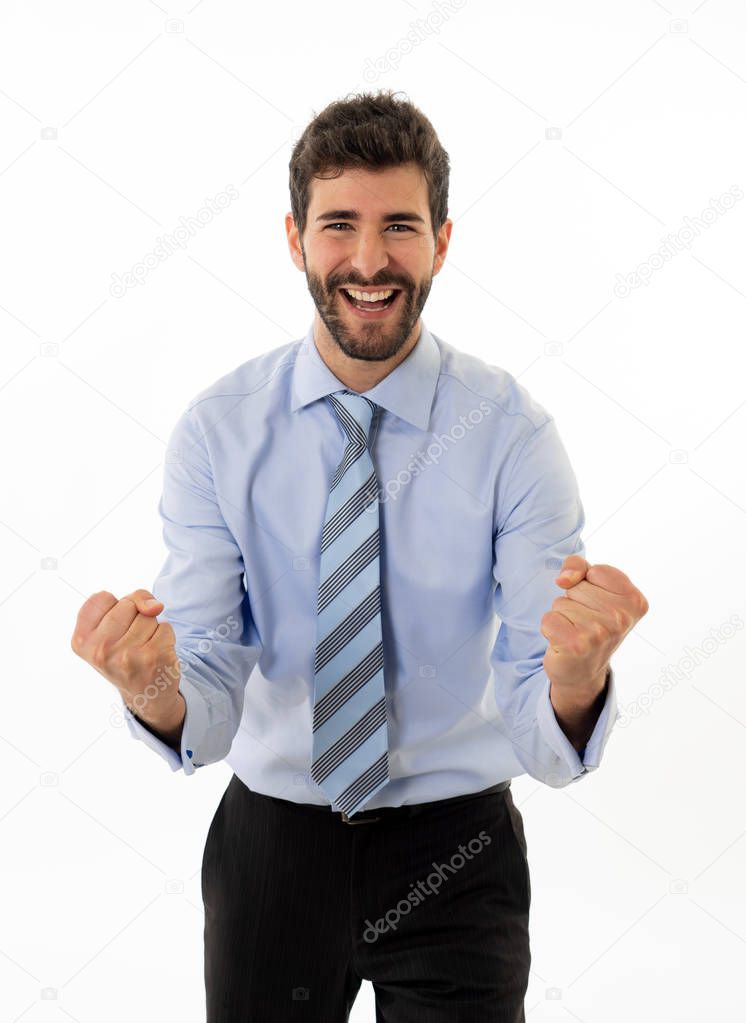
330, 279, 411, 291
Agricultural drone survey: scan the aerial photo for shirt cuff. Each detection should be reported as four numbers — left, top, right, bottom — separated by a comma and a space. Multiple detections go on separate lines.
122, 671, 209, 775
534, 665, 620, 784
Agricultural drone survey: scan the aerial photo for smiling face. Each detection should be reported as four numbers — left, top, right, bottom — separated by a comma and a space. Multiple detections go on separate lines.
286, 162, 451, 363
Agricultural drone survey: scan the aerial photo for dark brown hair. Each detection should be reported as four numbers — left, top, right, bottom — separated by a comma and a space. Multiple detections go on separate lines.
289, 89, 450, 241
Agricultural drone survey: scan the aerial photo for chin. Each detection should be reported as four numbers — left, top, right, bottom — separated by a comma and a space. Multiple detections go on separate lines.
334, 328, 411, 363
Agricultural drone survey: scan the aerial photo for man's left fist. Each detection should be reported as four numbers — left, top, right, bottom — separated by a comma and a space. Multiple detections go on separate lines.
540, 554, 649, 693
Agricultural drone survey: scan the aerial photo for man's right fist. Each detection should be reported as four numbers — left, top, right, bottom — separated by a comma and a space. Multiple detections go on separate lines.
71, 589, 183, 726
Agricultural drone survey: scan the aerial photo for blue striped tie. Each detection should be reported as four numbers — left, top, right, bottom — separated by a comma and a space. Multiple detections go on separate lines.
311, 389, 391, 818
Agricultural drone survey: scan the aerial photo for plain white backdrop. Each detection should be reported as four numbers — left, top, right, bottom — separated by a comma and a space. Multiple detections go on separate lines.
1, 0, 744, 1020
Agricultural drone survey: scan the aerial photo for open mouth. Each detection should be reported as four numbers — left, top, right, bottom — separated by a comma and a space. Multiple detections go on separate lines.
338, 287, 402, 318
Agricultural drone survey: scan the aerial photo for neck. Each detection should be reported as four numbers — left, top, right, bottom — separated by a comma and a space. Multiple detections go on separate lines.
313, 312, 421, 393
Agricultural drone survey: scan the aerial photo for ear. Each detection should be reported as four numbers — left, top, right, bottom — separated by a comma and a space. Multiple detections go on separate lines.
285, 212, 305, 272
432, 218, 453, 277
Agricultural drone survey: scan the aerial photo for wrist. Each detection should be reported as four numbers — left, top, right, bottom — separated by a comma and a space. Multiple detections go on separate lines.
550, 665, 609, 707
129, 689, 185, 734
548, 667, 610, 753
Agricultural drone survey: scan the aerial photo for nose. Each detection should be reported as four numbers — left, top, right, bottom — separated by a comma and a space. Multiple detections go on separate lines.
349, 228, 390, 281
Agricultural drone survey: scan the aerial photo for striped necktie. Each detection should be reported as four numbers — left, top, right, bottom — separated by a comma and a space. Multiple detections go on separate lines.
311, 389, 391, 819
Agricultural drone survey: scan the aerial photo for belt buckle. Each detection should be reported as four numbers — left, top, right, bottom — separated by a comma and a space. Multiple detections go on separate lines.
340, 810, 380, 825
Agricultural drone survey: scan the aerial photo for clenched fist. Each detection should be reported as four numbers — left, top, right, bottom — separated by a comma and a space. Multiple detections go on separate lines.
71, 589, 185, 741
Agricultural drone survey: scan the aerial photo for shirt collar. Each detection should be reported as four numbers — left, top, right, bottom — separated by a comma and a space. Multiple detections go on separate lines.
290, 318, 441, 432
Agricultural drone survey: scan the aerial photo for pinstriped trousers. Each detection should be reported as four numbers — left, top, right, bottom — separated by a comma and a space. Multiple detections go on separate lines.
201, 773, 531, 1022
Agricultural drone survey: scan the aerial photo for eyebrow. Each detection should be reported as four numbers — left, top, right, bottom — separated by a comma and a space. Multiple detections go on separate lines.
315, 209, 426, 225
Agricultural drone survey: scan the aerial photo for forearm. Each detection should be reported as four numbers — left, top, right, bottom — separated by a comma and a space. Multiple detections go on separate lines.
549, 667, 610, 754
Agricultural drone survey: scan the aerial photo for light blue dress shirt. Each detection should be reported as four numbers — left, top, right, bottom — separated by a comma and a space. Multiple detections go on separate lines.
124, 317, 620, 807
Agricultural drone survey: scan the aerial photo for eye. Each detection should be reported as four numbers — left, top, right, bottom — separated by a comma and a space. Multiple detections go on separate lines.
324, 223, 414, 232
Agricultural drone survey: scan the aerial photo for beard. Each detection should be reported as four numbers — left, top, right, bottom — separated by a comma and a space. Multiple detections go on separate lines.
303, 251, 433, 362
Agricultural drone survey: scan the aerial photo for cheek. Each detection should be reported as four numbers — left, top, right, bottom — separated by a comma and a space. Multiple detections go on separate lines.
413, 233, 435, 259
310, 247, 343, 283
309, 232, 341, 257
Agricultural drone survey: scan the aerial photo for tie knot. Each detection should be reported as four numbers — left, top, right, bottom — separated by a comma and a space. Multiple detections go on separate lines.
328, 389, 377, 444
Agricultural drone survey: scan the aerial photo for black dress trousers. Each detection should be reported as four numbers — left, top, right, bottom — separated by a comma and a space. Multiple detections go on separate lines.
201, 773, 531, 1022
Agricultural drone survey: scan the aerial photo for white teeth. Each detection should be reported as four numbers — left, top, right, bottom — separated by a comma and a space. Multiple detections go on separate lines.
344, 288, 395, 302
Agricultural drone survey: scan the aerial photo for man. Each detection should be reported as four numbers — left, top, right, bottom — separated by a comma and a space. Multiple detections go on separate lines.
71, 90, 648, 1022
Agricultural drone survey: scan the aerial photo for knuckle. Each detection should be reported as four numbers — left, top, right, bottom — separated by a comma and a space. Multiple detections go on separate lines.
118, 647, 135, 673
573, 637, 591, 657
593, 620, 611, 642
619, 608, 634, 631
609, 607, 629, 633
119, 646, 146, 675
90, 642, 112, 670
157, 622, 176, 645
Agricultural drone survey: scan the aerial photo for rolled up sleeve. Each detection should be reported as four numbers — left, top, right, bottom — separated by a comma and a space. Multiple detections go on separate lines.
123, 403, 261, 775
491, 416, 621, 787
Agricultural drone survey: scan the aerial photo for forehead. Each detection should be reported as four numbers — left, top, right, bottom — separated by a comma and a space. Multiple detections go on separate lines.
307, 162, 428, 214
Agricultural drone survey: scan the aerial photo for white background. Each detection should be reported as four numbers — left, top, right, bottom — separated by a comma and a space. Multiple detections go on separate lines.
1, 0, 745, 1020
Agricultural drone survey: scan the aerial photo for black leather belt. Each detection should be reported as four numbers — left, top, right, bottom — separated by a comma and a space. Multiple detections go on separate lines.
326, 780, 511, 825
